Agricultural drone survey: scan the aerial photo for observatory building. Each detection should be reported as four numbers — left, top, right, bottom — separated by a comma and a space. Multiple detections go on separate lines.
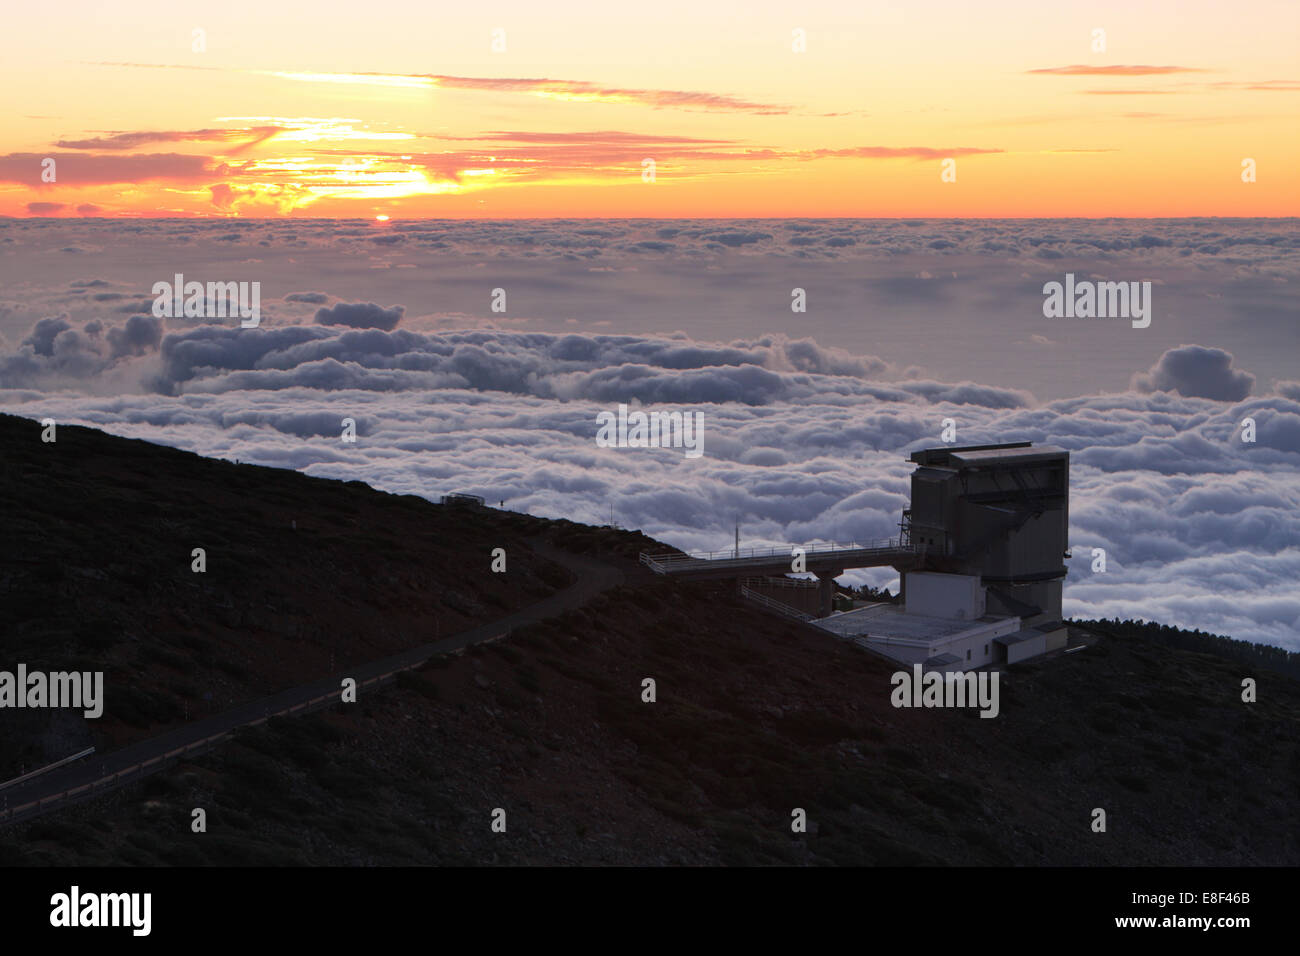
819, 442, 1070, 671
902, 442, 1069, 625
640, 440, 1072, 672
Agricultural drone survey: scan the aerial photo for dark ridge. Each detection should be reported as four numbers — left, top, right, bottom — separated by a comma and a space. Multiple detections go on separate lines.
1074, 619, 1300, 680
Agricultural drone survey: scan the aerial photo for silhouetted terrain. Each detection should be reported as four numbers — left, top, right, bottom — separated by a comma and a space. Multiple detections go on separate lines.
0, 413, 576, 770
2, 412, 1297, 866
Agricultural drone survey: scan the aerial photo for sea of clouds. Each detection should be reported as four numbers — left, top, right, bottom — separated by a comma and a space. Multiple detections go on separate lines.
1, 219, 1297, 648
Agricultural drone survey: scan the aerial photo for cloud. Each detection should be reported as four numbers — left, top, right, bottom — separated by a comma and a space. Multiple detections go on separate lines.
285, 292, 329, 304
23, 316, 73, 355
1208, 80, 1300, 92
208, 184, 237, 209
208, 182, 312, 214
0, 314, 164, 387
26, 202, 64, 215
701, 230, 773, 247
286, 71, 793, 114
340, 140, 1006, 189
1082, 90, 1181, 96
105, 313, 164, 358
4, 378, 1297, 649
133, 326, 1032, 410
805, 146, 1003, 160
54, 127, 284, 151
0, 153, 211, 187
1132, 345, 1256, 401
96, 62, 793, 114
437, 130, 736, 146
1027, 65, 1209, 76
76, 204, 101, 214
313, 302, 405, 330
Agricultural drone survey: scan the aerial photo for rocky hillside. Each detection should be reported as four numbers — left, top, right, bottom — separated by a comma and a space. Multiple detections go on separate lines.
1, 412, 1297, 865
0, 412, 574, 770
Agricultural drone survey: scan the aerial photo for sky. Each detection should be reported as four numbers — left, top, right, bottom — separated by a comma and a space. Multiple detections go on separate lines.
1, 0, 1297, 217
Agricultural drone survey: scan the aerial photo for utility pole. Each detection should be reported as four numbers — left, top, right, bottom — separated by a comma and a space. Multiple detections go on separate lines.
735, 519, 739, 558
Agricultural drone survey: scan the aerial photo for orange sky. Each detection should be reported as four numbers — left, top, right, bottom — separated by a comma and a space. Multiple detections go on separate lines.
0, 0, 1296, 217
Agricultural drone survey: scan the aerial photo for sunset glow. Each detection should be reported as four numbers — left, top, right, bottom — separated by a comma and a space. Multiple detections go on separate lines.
0, 0, 1296, 217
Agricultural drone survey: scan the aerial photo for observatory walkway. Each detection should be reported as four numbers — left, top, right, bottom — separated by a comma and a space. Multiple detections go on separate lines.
639, 538, 919, 579
639, 538, 922, 617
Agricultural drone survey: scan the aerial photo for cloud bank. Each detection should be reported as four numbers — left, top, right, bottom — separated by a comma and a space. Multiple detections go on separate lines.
313, 301, 404, 331
1, 316, 1296, 650
1132, 344, 1256, 400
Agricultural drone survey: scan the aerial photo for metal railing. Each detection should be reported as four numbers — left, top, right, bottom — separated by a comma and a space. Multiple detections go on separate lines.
0, 747, 94, 793
0, 664, 429, 829
738, 584, 814, 622
740, 575, 818, 590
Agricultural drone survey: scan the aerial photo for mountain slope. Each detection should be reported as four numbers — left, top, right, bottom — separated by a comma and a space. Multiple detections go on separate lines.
1, 413, 1297, 865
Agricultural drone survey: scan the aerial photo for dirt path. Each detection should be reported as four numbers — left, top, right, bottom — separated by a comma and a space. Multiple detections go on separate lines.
0, 541, 622, 827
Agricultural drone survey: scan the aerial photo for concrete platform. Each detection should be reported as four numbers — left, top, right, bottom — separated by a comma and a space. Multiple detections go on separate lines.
813, 603, 1021, 673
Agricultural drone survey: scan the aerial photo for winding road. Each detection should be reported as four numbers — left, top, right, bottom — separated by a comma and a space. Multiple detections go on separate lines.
0, 541, 622, 828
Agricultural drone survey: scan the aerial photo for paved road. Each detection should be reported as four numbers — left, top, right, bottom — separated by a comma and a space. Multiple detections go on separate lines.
0, 540, 622, 827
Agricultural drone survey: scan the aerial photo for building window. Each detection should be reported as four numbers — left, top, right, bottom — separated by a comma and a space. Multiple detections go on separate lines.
984, 643, 989, 656
966, 649, 971, 660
